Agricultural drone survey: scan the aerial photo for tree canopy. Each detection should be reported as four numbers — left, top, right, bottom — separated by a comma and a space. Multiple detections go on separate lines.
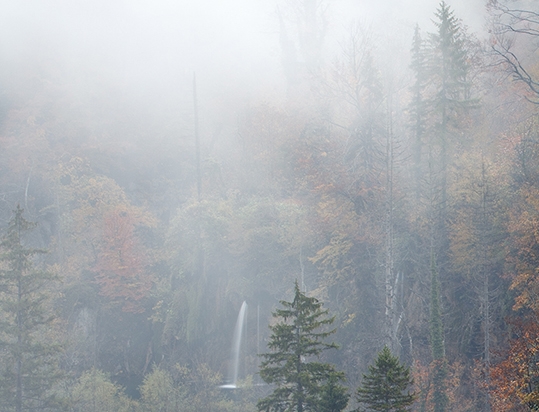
257, 280, 348, 412
2, 0, 539, 410
355, 346, 415, 412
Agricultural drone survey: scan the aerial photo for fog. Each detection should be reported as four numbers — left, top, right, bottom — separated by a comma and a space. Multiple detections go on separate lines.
2, 0, 532, 410
1, 0, 487, 111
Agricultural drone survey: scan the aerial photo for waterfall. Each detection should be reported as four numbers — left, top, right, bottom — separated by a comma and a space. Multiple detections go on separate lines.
221, 301, 247, 389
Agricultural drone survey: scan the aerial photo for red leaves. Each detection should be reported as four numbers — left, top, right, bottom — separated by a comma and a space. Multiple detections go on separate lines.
95, 206, 152, 313
490, 317, 539, 411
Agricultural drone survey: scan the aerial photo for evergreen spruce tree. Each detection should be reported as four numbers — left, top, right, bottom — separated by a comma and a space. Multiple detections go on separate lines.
355, 346, 415, 412
427, 0, 473, 226
257, 280, 348, 412
0, 205, 61, 412
413, 5, 472, 408
319, 373, 350, 412
430, 0, 470, 107
429, 0, 470, 168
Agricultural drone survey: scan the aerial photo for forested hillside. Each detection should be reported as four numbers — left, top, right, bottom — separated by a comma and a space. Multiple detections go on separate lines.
1, 0, 539, 410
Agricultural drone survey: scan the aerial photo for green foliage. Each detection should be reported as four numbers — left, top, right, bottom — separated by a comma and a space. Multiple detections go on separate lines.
170, 363, 251, 412
355, 346, 415, 412
69, 368, 134, 412
186, 363, 228, 412
0, 205, 62, 412
319, 373, 350, 412
138, 367, 185, 412
257, 281, 347, 412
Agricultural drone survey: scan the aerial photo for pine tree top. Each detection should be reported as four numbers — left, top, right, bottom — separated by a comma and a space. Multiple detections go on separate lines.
356, 346, 416, 412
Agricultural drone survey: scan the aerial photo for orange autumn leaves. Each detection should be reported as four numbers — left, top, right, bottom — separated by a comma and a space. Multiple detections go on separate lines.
95, 206, 153, 313
55, 158, 156, 314
490, 318, 539, 412
490, 185, 539, 410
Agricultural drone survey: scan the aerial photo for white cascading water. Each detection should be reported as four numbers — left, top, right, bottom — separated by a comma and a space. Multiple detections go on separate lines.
221, 301, 247, 389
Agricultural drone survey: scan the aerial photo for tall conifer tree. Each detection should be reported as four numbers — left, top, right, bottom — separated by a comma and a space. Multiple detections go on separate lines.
0, 205, 61, 412
428, 0, 472, 237
257, 280, 348, 412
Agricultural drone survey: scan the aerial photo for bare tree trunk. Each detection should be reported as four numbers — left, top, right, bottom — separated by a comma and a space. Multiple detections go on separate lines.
384, 87, 403, 355
16, 276, 22, 412
479, 158, 492, 412
16, 223, 23, 412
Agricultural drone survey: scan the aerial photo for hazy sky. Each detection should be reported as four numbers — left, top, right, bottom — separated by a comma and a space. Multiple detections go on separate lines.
0, 0, 489, 122
1, 1, 488, 70
341, 0, 487, 32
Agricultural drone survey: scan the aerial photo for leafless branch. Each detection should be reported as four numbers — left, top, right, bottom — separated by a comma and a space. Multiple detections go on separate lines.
489, 1, 539, 103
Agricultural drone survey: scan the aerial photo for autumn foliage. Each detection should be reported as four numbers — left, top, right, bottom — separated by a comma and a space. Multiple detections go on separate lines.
490, 316, 539, 411
95, 206, 152, 313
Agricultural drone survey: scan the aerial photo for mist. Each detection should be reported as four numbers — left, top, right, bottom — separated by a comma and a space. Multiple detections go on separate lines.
1, 0, 487, 115
0, 0, 536, 411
